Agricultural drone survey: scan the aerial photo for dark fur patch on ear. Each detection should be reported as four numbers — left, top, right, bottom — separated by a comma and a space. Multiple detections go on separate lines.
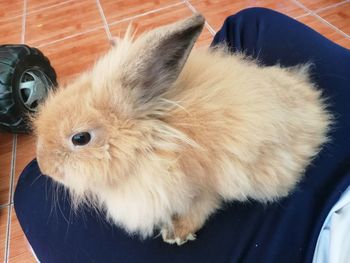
123, 14, 205, 104
140, 23, 204, 101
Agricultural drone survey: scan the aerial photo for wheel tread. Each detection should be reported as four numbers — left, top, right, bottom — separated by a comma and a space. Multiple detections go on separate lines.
0, 44, 57, 133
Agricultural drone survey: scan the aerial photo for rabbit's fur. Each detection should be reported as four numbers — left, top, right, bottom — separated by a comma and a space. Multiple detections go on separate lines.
34, 14, 331, 245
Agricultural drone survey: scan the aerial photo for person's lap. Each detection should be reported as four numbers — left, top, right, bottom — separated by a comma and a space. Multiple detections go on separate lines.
14, 8, 350, 263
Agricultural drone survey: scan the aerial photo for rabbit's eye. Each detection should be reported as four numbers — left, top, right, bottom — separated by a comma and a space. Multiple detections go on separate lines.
71, 132, 91, 146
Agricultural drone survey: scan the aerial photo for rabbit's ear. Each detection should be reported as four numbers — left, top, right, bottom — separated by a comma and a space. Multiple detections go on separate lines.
121, 14, 205, 104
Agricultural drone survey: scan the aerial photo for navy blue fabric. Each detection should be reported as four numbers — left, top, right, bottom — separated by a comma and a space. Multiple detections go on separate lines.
14, 8, 350, 263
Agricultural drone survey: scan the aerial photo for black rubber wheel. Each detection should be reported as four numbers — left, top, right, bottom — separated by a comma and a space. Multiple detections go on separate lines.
0, 44, 57, 133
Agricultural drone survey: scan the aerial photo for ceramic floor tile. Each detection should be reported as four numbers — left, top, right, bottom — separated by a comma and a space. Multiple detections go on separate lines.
196, 27, 215, 48
25, 0, 105, 46
100, 0, 181, 24
297, 0, 346, 11
109, 3, 192, 36
0, 0, 23, 22
109, 3, 213, 47
9, 207, 36, 263
335, 35, 350, 49
39, 28, 110, 83
189, 0, 307, 31
0, 132, 13, 206
317, 2, 350, 35
0, 17, 22, 44
27, 0, 73, 12
0, 207, 8, 262
299, 14, 350, 49
14, 135, 36, 190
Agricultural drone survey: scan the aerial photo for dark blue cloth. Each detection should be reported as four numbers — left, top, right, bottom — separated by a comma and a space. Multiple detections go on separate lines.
14, 8, 350, 263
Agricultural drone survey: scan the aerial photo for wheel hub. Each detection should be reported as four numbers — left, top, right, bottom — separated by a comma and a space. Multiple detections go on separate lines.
19, 69, 52, 111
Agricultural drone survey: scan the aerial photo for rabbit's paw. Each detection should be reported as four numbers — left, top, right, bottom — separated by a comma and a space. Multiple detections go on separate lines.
161, 228, 196, 246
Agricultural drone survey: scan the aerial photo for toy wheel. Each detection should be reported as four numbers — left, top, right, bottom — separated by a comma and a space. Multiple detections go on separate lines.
0, 44, 57, 133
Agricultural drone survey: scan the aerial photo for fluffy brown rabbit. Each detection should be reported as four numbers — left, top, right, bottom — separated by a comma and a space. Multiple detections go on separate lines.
34, 14, 331, 245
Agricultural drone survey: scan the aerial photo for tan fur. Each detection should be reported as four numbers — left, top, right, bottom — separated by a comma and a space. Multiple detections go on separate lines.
34, 14, 331, 244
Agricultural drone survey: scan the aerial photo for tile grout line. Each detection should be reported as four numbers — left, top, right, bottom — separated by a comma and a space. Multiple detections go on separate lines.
29, 245, 40, 262
37, 1, 185, 49
37, 25, 105, 48
313, 0, 350, 14
9, 139, 18, 204
292, 0, 350, 40
26, 0, 74, 16
0, 0, 74, 23
4, 135, 17, 263
313, 14, 350, 40
0, 204, 9, 209
294, 13, 311, 19
183, 0, 216, 36
290, 0, 314, 13
293, 0, 350, 15
108, 1, 185, 27
21, 0, 27, 44
35, 0, 350, 50
2, 136, 13, 263
5, 4, 23, 258
96, 0, 112, 40
3, 207, 10, 263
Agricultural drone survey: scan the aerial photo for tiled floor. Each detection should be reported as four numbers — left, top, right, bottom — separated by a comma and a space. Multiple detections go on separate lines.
0, 0, 349, 262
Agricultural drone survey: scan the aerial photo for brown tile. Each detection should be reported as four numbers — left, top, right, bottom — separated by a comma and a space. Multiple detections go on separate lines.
110, 4, 213, 46
0, 132, 13, 206
25, 0, 104, 46
298, 0, 345, 11
0, 207, 8, 262
0, 0, 23, 22
14, 135, 36, 189
196, 27, 214, 48
109, 3, 193, 37
318, 2, 350, 35
109, 3, 213, 47
100, 0, 181, 24
299, 15, 350, 49
9, 207, 36, 263
39, 28, 110, 83
27, 0, 72, 12
189, 0, 307, 31
335, 36, 350, 49
0, 17, 22, 44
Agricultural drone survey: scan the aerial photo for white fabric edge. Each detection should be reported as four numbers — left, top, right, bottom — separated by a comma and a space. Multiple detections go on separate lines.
313, 185, 350, 263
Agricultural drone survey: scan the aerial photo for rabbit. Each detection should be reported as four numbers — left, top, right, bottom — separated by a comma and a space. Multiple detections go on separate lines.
34, 14, 331, 245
